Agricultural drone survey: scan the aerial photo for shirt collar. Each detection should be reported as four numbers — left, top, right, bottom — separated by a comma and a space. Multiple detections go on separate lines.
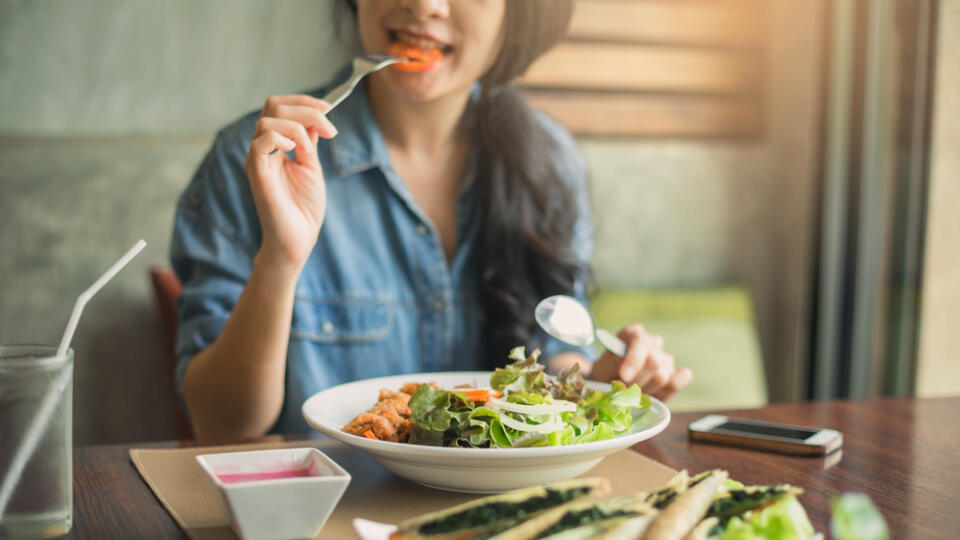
312, 63, 390, 180
312, 62, 483, 182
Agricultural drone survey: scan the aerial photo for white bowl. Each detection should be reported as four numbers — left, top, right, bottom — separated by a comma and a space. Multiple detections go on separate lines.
196, 447, 350, 540
301, 371, 670, 493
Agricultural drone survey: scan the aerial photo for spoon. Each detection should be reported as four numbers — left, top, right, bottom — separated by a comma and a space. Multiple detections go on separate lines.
534, 295, 628, 357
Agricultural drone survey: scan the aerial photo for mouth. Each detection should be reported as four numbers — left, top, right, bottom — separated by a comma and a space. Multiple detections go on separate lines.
389, 29, 454, 55
386, 29, 454, 73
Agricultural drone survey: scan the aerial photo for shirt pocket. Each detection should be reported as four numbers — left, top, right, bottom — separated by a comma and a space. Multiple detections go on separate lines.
290, 298, 393, 343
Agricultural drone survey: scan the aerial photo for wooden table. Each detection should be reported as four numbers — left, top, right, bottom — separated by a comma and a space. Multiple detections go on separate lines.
69, 397, 959, 539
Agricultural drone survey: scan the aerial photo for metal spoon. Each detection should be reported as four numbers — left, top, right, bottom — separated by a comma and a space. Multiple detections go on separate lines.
534, 294, 628, 357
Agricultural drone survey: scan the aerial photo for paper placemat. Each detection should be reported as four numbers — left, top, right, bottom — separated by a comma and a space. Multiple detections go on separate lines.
130, 439, 677, 540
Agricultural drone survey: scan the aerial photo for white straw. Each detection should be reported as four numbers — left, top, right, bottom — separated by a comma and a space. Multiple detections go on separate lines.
0, 239, 147, 520
57, 239, 147, 356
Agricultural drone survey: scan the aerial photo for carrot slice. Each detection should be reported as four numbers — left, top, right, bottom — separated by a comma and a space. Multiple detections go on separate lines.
459, 389, 502, 402
389, 41, 443, 72
363, 429, 378, 440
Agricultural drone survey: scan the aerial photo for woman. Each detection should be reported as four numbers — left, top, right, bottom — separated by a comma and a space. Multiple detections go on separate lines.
171, 0, 692, 441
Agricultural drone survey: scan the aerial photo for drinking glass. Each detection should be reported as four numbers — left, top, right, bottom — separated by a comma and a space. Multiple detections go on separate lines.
0, 346, 73, 539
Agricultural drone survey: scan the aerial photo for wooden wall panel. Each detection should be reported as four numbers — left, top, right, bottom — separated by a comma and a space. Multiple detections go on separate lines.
525, 92, 762, 138
569, 0, 763, 47
520, 43, 760, 94
518, 0, 767, 138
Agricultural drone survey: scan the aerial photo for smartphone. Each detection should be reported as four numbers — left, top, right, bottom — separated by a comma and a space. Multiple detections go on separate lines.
688, 415, 843, 456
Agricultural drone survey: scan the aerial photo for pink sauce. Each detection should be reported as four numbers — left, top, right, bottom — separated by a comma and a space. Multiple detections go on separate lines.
216, 468, 320, 484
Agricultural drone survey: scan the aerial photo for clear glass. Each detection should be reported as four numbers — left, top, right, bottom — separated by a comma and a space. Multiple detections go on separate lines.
0, 346, 73, 539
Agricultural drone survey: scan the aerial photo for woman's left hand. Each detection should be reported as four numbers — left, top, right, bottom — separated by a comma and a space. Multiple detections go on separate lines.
590, 324, 692, 402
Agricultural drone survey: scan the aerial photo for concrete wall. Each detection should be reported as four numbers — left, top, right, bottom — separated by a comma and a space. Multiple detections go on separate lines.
916, 0, 960, 398
0, 0, 355, 444
584, 141, 768, 288
0, 138, 208, 443
0, 1, 816, 444
0, 0, 355, 137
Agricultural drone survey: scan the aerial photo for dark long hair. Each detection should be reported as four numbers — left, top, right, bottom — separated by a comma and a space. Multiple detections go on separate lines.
340, 1, 584, 367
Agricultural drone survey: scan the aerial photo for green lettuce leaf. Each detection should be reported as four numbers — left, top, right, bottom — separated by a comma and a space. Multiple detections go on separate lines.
506, 391, 547, 405
409, 384, 452, 432
511, 432, 549, 447
546, 362, 587, 402
563, 408, 593, 436
709, 485, 803, 522
461, 407, 500, 447
490, 347, 547, 395
407, 425, 444, 446
406, 346, 652, 448
490, 418, 512, 448
547, 425, 576, 446
715, 496, 815, 540
831, 493, 889, 540
580, 381, 648, 435
574, 421, 615, 443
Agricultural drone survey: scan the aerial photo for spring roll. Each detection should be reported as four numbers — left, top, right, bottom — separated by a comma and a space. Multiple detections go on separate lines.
390, 477, 610, 540
488, 493, 655, 540
538, 513, 657, 540
643, 469, 728, 540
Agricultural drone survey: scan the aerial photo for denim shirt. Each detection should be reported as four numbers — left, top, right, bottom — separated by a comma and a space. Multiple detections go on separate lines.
170, 68, 594, 433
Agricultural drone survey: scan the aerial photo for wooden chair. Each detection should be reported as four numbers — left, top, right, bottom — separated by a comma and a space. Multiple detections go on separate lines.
148, 265, 193, 439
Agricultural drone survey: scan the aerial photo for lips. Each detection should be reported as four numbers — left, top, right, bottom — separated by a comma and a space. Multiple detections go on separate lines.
389, 41, 443, 72
389, 29, 453, 54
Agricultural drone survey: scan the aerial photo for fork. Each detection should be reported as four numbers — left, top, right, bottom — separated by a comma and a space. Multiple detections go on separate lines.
268, 54, 399, 154
321, 54, 401, 111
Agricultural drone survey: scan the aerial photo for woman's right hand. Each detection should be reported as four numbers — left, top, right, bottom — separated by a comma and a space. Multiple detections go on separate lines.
244, 95, 339, 273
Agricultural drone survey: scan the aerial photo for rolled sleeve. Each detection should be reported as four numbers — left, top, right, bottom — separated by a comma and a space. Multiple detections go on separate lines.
169, 125, 259, 399
171, 209, 253, 396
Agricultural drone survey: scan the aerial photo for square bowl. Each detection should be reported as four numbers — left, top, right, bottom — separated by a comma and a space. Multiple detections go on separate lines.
196, 447, 350, 540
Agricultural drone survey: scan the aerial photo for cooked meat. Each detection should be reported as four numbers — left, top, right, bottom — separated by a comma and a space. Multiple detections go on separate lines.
342, 383, 424, 442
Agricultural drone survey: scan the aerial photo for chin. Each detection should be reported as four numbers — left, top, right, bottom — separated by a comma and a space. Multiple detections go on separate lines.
383, 69, 450, 102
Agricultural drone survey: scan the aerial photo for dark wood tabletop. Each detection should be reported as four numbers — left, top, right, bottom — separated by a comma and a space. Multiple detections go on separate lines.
68, 397, 960, 539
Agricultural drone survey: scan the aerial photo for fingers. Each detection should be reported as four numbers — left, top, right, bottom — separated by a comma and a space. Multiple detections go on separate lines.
613, 323, 691, 400
263, 94, 332, 118
591, 323, 692, 401
651, 368, 693, 402
272, 103, 338, 139
617, 324, 665, 385
641, 351, 676, 395
249, 131, 296, 157
263, 95, 336, 142
618, 341, 649, 383
256, 95, 337, 165
245, 131, 295, 194
254, 117, 319, 169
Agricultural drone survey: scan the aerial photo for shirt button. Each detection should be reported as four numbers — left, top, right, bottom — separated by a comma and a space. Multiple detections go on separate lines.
433, 299, 444, 311
416, 224, 428, 235
321, 321, 334, 333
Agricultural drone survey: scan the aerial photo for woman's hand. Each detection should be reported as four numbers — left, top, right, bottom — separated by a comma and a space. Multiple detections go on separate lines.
244, 95, 339, 272
590, 324, 692, 402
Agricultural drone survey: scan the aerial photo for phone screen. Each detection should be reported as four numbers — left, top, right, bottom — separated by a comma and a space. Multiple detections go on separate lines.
712, 420, 818, 441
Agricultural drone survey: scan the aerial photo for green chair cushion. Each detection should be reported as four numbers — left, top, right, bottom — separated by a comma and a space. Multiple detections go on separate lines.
589, 287, 767, 412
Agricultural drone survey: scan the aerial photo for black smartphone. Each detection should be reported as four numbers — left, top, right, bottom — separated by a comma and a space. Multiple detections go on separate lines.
688, 414, 843, 456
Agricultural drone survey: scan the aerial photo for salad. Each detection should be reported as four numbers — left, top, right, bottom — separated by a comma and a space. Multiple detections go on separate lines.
342, 347, 652, 448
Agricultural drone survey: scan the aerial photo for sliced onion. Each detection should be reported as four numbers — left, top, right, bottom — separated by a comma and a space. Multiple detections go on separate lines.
487, 397, 576, 415
499, 414, 565, 433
